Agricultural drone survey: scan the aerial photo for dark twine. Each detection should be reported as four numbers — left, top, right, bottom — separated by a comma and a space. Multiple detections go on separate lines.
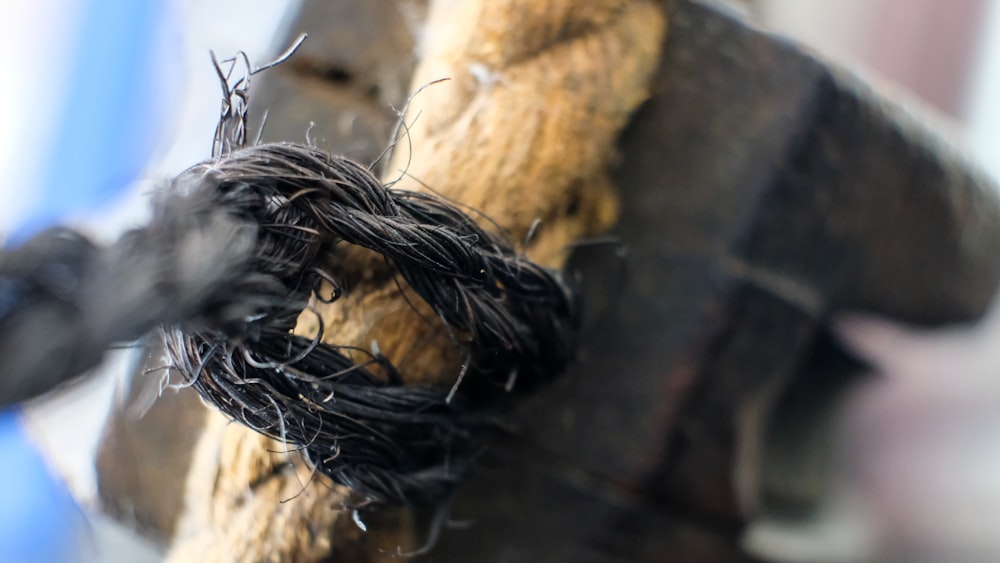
160, 141, 579, 506
175, 37, 581, 508
0, 36, 580, 507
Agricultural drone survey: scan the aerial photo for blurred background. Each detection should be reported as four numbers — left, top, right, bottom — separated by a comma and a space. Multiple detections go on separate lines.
3, 0, 1000, 561
762, 0, 1000, 181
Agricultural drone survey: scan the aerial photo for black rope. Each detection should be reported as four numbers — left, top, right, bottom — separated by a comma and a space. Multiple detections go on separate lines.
0, 196, 259, 406
160, 143, 580, 506
0, 39, 581, 507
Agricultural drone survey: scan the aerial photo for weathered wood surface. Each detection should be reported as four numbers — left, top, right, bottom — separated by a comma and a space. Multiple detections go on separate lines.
434, 2, 1000, 561
97, 0, 1000, 561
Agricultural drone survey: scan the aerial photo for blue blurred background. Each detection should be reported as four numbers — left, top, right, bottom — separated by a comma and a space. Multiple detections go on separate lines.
0, 1, 292, 561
